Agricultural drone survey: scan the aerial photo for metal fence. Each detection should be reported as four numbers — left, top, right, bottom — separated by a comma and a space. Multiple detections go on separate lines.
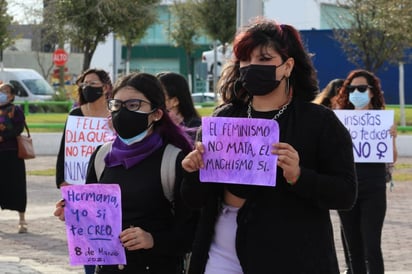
16, 100, 74, 116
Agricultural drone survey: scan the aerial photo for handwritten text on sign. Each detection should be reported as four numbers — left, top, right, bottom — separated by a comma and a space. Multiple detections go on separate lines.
62, 184, 126, 266
200, 117, 279, 186
334, 110, 394, 163
64, 116, 115, 184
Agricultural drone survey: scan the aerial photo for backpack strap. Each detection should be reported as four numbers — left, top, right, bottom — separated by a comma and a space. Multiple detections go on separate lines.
94, 142, 113, 180
94, 142, 181, 203
160, 144, 181, 203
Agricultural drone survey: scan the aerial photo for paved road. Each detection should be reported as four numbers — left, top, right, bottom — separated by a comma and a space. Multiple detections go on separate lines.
1, 156, 412, 274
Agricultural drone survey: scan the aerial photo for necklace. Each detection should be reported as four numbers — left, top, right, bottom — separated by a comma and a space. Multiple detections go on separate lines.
247, 100, 290, 120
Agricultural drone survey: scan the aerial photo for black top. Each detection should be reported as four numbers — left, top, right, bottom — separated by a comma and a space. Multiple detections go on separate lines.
0, 103, 25, 151
55, 107, 83, 188
183, 116, 201, 143
181, 99, 357, 274
0, 103, 27, 212
356, 162, 386, 196
86, 144, 198, 271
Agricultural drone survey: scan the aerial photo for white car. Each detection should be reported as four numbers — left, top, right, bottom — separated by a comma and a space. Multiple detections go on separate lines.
201, 44, 232, 76
191, 92, 215, 104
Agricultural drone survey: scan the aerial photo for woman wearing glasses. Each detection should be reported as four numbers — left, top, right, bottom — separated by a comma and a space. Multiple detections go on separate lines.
55, 68, 113, 189
55, 72, 197, 274
55, 68, 113, 274
334, 69, 398, 274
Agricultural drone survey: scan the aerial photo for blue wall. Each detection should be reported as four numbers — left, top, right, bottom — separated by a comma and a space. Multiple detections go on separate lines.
300, 29, 411, 104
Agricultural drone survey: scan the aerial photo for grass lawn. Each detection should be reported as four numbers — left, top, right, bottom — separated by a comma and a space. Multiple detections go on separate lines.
25, 105, 411, 132
24, 105, 412, 178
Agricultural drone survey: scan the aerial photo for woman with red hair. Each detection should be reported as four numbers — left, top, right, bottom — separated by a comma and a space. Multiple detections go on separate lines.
181, 17, 357, 273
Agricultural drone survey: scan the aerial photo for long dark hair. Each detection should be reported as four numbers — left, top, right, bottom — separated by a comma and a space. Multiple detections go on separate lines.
334, 69, 385, 110
112, 72, 192, 154
76, 68, 113, 105
313, 78, 344, 108
218, 17, 319, 104
156, 71, 200, 122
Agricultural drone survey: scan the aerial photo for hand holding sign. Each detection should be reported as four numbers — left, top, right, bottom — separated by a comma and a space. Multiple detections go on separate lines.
334, 110, 395, 163
119, 226, 154, 251
200, 117, 279, 186
61, 184, 126, 266
272, 142, 301, 185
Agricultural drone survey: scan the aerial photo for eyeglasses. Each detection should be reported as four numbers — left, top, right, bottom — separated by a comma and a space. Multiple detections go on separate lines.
346, 85, 372, 93
78, 81, 103, 88
107, 99, 154, 113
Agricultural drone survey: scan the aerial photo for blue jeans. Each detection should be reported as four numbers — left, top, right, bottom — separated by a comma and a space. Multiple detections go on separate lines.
84, 265, 95, 274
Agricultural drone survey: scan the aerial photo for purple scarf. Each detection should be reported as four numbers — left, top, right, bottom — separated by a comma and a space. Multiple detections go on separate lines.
104, 132, 163, 169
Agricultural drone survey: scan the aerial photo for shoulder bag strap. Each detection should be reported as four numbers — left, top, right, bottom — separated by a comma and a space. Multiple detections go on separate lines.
160, 144, 181, 203
94, 142, 113, 180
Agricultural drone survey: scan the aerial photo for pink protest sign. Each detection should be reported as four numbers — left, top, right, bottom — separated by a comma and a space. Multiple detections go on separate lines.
61, 184, 126, 266
200, 117, 279, 186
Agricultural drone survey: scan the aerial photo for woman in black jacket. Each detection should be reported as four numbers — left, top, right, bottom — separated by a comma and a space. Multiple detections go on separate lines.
334, 69, 398, 274
181, 18, 357, 274
55, 72, 197, 274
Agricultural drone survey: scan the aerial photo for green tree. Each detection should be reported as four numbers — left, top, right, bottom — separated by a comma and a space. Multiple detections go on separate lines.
45, 0, 161, 72
112, 0, 160, 74
5, 0, 57, 79
0, 0, 14, 66
49, 0, 118, 71
334, 0, 412, 72
167, 0, 201, 78
193, 0, 236, 93
194, 0, 236, 46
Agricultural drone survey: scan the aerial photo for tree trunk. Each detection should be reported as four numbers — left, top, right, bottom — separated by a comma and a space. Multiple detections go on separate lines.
83, 51, 93, 72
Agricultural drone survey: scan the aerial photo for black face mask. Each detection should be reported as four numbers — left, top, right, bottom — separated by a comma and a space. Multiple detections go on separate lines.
239, 64, 285, 96
111, 107, 150, 139
82, 86, 103, 103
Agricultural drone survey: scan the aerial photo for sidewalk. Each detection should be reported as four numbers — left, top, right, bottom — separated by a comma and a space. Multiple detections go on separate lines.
0, 156, 412, 273
332, 157, 412, 273
0, 156, 83, 273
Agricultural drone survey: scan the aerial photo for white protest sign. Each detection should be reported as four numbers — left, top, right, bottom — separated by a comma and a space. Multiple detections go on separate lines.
64, 116, 115, 184
334, 110, 394, 163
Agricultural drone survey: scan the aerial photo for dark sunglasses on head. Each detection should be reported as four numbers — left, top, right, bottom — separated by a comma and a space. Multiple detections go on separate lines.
346, 85, 372, 93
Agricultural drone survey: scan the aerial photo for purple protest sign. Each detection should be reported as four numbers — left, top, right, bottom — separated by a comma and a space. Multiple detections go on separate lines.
61, 184, 126, 266
200, 117, 279, 186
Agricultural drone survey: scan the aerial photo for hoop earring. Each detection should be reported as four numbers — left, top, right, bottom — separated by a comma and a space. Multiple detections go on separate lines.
285, 77, 290, 96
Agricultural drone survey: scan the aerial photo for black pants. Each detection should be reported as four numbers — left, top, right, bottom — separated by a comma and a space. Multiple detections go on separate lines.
0, 150, 26, 212
95, 259, 183, 274
338, 189, 386, 274
96, 264, 150, 274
